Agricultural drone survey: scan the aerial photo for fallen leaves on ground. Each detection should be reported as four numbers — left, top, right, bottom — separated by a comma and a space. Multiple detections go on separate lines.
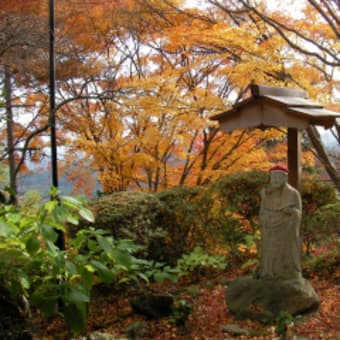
31, 270, 340, 340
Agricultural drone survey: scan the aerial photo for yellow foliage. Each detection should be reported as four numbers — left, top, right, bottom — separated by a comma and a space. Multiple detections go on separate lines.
7, 0, 334, 193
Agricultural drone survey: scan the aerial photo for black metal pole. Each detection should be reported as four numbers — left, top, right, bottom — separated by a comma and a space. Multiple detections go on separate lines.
49, 0, 65, 250
49, 0, 58, 189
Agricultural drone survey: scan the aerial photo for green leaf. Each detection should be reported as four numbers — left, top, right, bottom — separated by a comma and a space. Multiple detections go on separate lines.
61, 196, 82, 208
97, 236, 113, 254
72, 233, 86, 250
0, 220, 14, 237
30, 284, 59, 318
115, 249, 132, 269
154, 271, 177, 283
137, 272, 150, 283
52, 206, 68, 224
80, 268, 94, 291
78, 208, 94, 223
49, 186, 60, 198
63, 301, 88, 336
90, 260, 113, 283
45, 201, 58, 214
65, 260, 77, 275
25, 235, 40, 254
67, 214, 79, 226
19, 274, 30, 290
46, 240, 59, 256
6, 213, 21, 224
40, 224, 58, 243
65, 289, 90, 303
84, 264, 95, 273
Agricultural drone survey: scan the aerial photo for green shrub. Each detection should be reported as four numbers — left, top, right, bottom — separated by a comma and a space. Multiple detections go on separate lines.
276, 311, 294, 337
302, 244, 340, 281
0, 192, 96, 335
208, 170, 268, 221
80, 171, 267, 266
77, 191, 169, 262
176, 246, 227, 279
79, 172, 338, 269
301, 180, 339, 255
0, 191, 177, 336
301, 179, 338, 211
193, 170, 267, 261
156, 186, 202, 263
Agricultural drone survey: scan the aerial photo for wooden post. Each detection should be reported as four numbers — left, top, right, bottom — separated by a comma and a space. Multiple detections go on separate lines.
287, 128, 301, 191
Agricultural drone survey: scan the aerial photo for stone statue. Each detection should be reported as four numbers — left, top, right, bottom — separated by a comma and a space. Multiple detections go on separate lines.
225, 166, 319, 320
259, 165, 302, 280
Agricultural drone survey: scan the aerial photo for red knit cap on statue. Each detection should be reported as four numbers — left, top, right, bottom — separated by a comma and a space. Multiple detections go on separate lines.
269, 165, 289, 173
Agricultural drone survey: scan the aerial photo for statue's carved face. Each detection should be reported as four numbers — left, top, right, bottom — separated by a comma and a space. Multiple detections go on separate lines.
269, 171, 288, 189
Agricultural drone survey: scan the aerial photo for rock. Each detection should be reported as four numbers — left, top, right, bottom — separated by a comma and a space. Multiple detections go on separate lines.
226, 276, 319, 322
220, 278, 233, 286
222, 324, 249, 336
130, 294, 174, 319
125, 321, 149, 340
0, 287, 32, 340
85, 331, 118, 340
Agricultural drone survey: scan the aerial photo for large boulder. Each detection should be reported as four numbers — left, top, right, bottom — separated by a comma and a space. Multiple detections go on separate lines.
226, 276, 319, 323
0, 292, 32, 339
129, 294, 174, 319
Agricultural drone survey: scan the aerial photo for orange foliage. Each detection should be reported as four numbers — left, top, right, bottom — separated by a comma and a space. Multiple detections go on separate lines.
0, 0, 336, 192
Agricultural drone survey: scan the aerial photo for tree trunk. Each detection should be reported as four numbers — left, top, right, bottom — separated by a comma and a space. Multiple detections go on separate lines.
307, 125, 340, 193
4, 65, 17, 204
334, 120, 340, 145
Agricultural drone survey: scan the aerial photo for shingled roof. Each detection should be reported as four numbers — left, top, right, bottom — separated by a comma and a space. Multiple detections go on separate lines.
211, 84, 340, 132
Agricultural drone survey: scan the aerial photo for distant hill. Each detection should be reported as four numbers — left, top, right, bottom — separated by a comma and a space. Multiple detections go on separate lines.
17, 170, 75, 198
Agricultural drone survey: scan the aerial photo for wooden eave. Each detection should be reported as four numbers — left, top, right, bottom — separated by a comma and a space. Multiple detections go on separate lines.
211, 85, 340, 130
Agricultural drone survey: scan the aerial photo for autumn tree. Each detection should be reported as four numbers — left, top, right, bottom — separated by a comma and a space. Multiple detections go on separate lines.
203, 0, 340, 190
1, 0, 336, 195
56, 0, 288, 192
0, 1, 50, 200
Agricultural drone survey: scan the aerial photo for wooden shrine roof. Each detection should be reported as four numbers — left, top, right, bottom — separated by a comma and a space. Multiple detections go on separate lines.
211, 84, 340, 131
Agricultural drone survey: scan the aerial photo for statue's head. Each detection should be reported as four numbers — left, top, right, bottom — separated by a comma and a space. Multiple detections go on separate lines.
269, 165, 288, 189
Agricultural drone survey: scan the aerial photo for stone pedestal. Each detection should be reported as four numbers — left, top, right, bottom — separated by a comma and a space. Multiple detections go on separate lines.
225, 276, 319, 323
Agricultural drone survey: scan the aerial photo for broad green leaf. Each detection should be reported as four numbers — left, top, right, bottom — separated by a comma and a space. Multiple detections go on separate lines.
90, 260, 113, 283
61, 196, 82, 208
45, 201, 58, 214
65, 289, 90, 303
66, 260, 77, 275
40, 224, 58, 242
84, 264, 95, 273
137, 272, 150, 283
25, 235, 40, 254
115, 249, 132, 269
78, 208, 94, 223
67, 214, 79, 226
80, 268, 94, 290
97, 236, 113, 254
72, 233, 86, 249
30, 284, 59, 318
52, 206, 68, 224
6, 213, 21, 223
0, 220, 14, 237
19, 275, 30, 290
63, 301, 88, 336
46, 240, 59, 256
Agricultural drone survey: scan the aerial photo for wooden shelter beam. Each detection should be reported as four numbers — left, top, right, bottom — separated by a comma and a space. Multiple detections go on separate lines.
287, 128, 302, 191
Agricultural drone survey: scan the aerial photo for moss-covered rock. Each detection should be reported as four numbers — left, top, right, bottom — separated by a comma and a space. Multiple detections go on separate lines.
225, 276, 320, 322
